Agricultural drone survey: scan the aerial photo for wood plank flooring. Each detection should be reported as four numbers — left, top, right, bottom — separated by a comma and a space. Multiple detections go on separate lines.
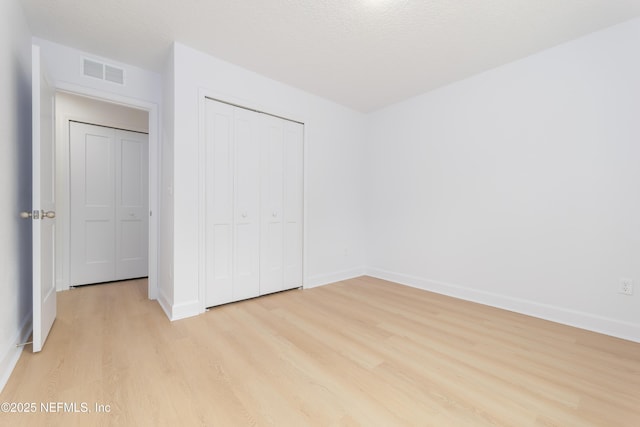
1, 276, 639, 426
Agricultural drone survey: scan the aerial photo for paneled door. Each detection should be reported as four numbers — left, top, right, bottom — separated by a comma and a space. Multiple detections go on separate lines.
259, 114, 285, 295
281, 120, 304, 291
204, 100, 234, 305
259, 114, 304, 294
205, 98, 303, 308
205, 100, 261, 306
70, 122, 148, 285
30, 45, 56, 352
232, 107, 261, 301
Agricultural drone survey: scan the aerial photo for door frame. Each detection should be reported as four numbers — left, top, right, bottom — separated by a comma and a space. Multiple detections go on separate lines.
54, 82, 159, 300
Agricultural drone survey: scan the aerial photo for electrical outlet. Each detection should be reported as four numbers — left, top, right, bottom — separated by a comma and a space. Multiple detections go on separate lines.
619, 278, 634, 295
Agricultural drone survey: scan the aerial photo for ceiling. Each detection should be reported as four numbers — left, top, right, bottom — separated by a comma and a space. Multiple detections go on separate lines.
20, 0, 640, 112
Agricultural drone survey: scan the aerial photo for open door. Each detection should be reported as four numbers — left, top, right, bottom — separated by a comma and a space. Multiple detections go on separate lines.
29, 45, 56, 352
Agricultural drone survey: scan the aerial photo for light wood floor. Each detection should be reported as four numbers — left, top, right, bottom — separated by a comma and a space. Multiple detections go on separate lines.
1, 276, 639, 426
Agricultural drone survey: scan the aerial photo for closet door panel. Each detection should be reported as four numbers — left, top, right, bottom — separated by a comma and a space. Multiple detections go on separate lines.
283, 121, 304, 289
205, 98, 303, 307
260, 115, 285, 295
205, 100, 234, 307
70, 122, 148, 286
115, 130, 148, 280
233, 108, 260, 300
70, 122, 116, 285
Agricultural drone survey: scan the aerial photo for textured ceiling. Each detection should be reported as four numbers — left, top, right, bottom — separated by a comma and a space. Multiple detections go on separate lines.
20, 0, 640, 112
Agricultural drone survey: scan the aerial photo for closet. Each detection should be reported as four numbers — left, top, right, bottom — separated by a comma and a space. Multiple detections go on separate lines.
205, 98, 303, 307
69, 122, 149, 286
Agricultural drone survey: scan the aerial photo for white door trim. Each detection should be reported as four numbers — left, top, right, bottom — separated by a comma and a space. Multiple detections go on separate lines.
54, 82, 159, 300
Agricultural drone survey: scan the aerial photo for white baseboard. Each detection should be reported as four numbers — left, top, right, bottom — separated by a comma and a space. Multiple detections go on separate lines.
157, 288, 201, 321
305, 267, 366, 289
366, 267, 640, 343
0, 312, 32, 393
157, 288, 173, 321
169, 300, 202, 321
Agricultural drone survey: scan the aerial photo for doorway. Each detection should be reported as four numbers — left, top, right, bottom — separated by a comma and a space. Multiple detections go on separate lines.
55, 92, 151, 290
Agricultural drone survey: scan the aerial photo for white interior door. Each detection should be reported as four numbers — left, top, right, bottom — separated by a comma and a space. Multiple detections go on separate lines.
259, 114, 285, 295
232, 107, 261, 301
205, 100, 235, 306
115, 131, 149, 279
205, 100, 261, 306
70, 122, 115, 284
31, 45, 56, 353
70, 122, 148, 285
204, 98, 303, 308
259, 116, 304, 295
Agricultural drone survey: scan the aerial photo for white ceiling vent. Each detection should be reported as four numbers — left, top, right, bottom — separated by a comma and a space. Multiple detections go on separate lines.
104, 65, 125, 84
83, 59, 103, 79
83, 58, 125, 85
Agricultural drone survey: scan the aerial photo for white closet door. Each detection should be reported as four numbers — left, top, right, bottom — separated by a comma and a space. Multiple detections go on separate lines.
70, 123, 116, 285
259, 115, 285, 295
233, 107, 261, 301
205, 100, 235, 306
115, 130, 149, 280
70, 122, 148, 285
283, 121, 304, 289
204, 98, 303, 307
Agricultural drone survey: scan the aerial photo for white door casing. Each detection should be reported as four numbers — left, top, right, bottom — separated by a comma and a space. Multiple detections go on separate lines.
31, 45, 57, 353
51, 83, 159, 300
70, 122, 148, 285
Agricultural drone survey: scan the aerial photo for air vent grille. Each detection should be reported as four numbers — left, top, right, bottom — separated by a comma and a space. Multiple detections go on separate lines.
104, 65, 124, 84
83, 59, 104, 79
82, 58, 125, 85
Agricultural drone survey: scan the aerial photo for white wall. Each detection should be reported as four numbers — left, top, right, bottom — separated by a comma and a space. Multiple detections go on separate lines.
35, 38, 162, 105
54, 92, 149, 291
0, 0, 33, 391
34, 38, 164, 300
56, 91, 149, 132
366, 18, 640, 341
168, 43, 367, 319
158, 49, 175, 316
